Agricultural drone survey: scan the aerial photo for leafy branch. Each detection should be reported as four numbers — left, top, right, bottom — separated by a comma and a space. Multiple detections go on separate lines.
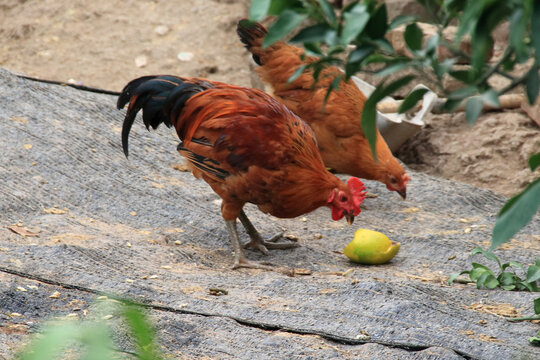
448, 247, 540, 322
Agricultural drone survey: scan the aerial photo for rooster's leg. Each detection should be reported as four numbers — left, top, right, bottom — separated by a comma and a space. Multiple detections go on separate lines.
238, 210, 299, 255
225, 220, 274, 270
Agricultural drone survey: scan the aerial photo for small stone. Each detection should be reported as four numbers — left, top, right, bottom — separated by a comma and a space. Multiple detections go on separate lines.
174, 240, 182, 245
154, 25, 170, 36
135, 55, 148, 68
177, 52, 194, 61
49, 291, 60, 299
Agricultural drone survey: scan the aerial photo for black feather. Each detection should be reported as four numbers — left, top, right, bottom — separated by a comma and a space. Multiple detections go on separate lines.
118, 75, 213, 158
177, 142, 229, 180
236, 19, 267, 66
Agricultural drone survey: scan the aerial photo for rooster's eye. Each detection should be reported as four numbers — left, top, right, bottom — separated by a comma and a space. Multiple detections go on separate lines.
340, 195, 348, 202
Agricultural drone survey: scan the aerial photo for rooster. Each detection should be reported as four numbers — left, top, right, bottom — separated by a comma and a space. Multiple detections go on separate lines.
118, 75, 366, 270
237, 20, 410, 199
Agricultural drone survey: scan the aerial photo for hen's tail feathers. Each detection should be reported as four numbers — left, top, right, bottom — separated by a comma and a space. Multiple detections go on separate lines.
117, 76, 212, 157
237, 19, 268, 66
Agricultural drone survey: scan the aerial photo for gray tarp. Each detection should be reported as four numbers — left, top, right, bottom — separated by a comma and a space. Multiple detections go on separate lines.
0, 68, 538, 359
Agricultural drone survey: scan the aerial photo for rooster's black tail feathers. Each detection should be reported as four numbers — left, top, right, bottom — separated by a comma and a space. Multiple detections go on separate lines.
118, 76, 211, 157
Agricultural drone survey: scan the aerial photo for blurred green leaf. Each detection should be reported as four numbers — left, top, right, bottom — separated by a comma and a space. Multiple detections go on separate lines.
482, 89, 500, 108
291, 24, 334, 43
316, 0, 336, 25
447, 86, 478, 100
492, 178, 540, 249
122, 302, 163, 360
472, 247, 501, 268
365, 3, 388, 39
465, 96, 483, 125
529, 152, 540, 171
448, 271, 469, 284
263, 10, 307, 48
535, 297, 540, 314
509, 8, 528, 62
404, 23, 423, 52
526, 65, 539, 105
527, 265, 540, 283
342, 8, 370, 44
249, 0, 271, 21
19, 323, 80, 360
389, 15, 416, 30
268, 0, 302, 15
532, 1, 540, 62
398, 88, 429, 113
323, 75, 342, 107
362, 75, 414, 160
287, 64, 307, 84
80, 324, 114, 360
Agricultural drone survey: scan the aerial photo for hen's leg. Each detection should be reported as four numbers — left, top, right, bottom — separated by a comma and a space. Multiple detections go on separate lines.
238, 210, 299, 254
225, 220, 273, 270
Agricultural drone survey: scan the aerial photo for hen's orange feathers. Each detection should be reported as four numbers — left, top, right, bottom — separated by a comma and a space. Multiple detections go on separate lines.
237, 20, 410, 199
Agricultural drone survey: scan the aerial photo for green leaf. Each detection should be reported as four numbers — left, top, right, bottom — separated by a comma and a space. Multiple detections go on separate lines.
465, 96, 484, 125
80, 324, 115, 360
449, 70, 476, 84
316, 0, 336, 25
349, 45, 375, 63
263, 10, 308, 48
268, 0, 302, 15
526, 65, 539, 105
491, 178, 540, 249
389, 15, 417, 30
530, 152, 540, 171
323, 75, 342, 107
483, 274, 500, 289
362, 75, 414, 160
249, 0, 271, 21
509, 8, 527, 62
404, 23, 423, 52
471, 247, 501, 266
471, 262, 492, 272
342, 10, 370, 44
290, 24, 334, 43
470, 267, 491, 282
19, 323, 80, 360
304, 42, 323, 56
375, 62, 411, 78
365, 3, 388, 39
398, 88, 429, 113
447, 86, 478, 100
498, 271, 518, 286
502, 285, 517, 290
527, 265, 540, 283
481, 89, 500, 108
532, 1, 540, 62
448, 271, 470, 285
287, 64, 307, 84
122, 303, 163, 360
535, 297, 540, 314
475, 272, 498, 289
509, 261, 525, 270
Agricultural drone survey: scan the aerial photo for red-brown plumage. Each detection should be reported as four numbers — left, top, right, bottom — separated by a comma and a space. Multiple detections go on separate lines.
237, 20, 411, 199
118, 75, 366, 269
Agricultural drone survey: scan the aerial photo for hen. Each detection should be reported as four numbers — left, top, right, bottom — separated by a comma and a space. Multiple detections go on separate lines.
118, 75, 366, 270
237, 20, 410, 199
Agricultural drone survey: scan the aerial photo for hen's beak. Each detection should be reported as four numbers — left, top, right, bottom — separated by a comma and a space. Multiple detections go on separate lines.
345, 212, 355, 225
397, 189, 407, 200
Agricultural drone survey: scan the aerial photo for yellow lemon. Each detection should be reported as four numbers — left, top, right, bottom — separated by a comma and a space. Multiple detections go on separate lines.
344, 229, 400, 265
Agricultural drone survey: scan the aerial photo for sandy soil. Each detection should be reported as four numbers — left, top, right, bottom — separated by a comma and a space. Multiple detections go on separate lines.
1, 0, 538, 197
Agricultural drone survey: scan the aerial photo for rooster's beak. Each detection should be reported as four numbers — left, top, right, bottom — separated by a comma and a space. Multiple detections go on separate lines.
345, 212, 354, 225
397, 189, 407, 200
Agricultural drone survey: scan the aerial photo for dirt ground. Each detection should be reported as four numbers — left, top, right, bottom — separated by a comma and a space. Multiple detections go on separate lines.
0, 0, 538, 197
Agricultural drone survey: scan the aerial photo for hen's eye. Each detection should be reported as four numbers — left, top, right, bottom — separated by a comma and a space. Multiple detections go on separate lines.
340, 195, 348, 202
389, 176, 397, 184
